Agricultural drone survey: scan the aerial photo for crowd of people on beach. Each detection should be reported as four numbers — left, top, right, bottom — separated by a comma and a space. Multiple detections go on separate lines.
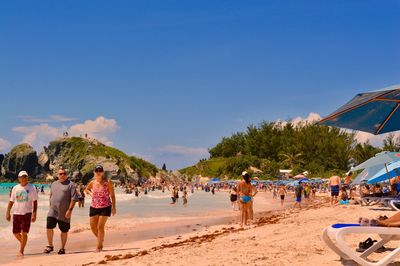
8, 164, 398, 258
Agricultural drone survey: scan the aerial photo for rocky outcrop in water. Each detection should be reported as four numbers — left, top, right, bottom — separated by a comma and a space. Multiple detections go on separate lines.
1, 144, 41, 179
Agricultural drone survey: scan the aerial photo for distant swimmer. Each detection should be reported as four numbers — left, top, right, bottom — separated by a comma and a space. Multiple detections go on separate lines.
170, 187, 177, 204
182, 187, 188, 206
278, 184, 286, 207
230, 186, 238, 211
77, 185, 85, 208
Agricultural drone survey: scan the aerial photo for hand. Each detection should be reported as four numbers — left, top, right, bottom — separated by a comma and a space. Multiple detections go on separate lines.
31, 213, 37, 223
65, 210, 72, 219
6, 212, 11, 222
112, 207, 116, 216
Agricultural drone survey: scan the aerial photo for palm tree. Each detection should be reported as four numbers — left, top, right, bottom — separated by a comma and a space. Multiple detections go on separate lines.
383, 133, 400, 152
279, 152, 304, 169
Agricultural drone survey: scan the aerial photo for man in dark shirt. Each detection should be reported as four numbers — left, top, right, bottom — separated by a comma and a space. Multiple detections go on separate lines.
44, 168, 78, 255
294, 181, 304, 209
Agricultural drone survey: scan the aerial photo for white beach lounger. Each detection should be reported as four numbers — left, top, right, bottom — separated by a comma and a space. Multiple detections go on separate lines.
389, 200, 400, 211
360, 197, 395, 208
323, 224, 400, 266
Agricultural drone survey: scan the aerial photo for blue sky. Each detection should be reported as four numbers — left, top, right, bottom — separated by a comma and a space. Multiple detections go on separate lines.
0, 1, 399, 169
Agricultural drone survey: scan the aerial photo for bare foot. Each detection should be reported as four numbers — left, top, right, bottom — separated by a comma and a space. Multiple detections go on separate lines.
17, 251, 24, 258
96, 245, 103, 252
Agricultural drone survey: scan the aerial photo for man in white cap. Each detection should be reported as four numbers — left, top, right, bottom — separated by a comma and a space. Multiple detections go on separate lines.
5, 170, 38, 256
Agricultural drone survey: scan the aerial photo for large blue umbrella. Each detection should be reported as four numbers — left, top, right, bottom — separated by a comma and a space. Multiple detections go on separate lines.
367, 161, 400, 184
352, 165, 387, 184
352, 151, 400, 171
320, 84, 400, 135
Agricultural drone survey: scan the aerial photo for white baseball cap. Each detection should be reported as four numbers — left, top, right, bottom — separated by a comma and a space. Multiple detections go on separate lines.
18, 171, 28, 177
242, 171, 248, 176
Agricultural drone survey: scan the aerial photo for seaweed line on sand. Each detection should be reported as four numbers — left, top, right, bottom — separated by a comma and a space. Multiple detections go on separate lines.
82, 197, 330, 265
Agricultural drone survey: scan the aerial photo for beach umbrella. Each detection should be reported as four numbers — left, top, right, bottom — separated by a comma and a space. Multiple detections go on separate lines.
320, 84, 400, 135
294, 174, 306, 179
367, 161, 400, 184
352, 165, 386, 184
351, 151, 400, 171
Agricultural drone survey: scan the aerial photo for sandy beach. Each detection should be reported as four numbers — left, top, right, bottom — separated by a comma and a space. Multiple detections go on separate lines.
1, 191, 286, 266
6, 193, 400, 266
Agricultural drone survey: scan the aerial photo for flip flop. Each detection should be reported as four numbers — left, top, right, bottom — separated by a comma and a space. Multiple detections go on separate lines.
43, 246, 54, 254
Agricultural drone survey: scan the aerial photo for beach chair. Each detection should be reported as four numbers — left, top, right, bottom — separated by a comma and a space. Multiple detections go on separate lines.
323, 224, 400, 266
389, 200, 400, 211
360, 197, 394, 208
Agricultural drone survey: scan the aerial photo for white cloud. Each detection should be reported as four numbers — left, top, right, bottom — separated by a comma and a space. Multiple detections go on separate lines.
0, 137, 11, 152
354, 131, 400, 147
278, 112, 397, 146
69, 116, 119, 146
155, 145, 209, 158
18, 115, 78, 123
12, 116, 119, 150
12, 124, 64, 149
131, 152, 153, 162
291, 112, 322, 126
151, 145, 210, 170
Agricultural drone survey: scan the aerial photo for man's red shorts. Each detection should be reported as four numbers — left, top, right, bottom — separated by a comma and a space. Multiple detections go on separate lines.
13, 213, 32, 234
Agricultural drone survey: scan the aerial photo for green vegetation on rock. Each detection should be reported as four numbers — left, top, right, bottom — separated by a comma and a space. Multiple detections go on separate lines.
1, 137, 158, 183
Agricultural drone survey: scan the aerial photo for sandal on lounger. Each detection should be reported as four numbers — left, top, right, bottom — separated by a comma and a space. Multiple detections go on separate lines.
43, 246, 54, 254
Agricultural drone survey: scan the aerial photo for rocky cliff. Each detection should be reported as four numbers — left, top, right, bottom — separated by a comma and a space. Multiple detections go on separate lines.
1, 137, 158, 183
1, 144, 41, 179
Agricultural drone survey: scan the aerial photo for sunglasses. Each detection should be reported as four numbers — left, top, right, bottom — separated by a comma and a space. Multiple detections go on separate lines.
59, 173, 66, 176
95, 169, 104, 173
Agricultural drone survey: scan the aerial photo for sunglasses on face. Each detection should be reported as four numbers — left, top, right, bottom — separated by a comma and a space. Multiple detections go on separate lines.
95, 170, 104, 173
59, 173, 66, 176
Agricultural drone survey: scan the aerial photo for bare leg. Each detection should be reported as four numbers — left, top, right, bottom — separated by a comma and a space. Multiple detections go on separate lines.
96, 216, 109, 251
60, 232, 68, 249
249, 201, 254, 221
13, 233, 23, 256
90, 216, 99, 237
20, 233, 28, 255
240, 203, 245, 227
244, 204, 249, 226
47, 229, 54, 247
13, 233, 22, 243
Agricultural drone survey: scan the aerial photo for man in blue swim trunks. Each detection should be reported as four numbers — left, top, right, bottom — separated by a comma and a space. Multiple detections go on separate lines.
328, 175, 341, 206
294, 181, 303, 209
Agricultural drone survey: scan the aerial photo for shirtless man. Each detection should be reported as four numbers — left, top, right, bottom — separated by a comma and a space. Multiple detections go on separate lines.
328, 175, 341, 206
344, 172, 352, 189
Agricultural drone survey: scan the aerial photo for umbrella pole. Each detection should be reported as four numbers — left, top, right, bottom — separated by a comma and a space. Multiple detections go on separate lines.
385, 163, 391, 184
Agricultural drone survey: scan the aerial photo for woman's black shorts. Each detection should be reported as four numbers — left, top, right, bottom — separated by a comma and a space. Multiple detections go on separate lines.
230, 195, 238, 202
89, 206, 112, 217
